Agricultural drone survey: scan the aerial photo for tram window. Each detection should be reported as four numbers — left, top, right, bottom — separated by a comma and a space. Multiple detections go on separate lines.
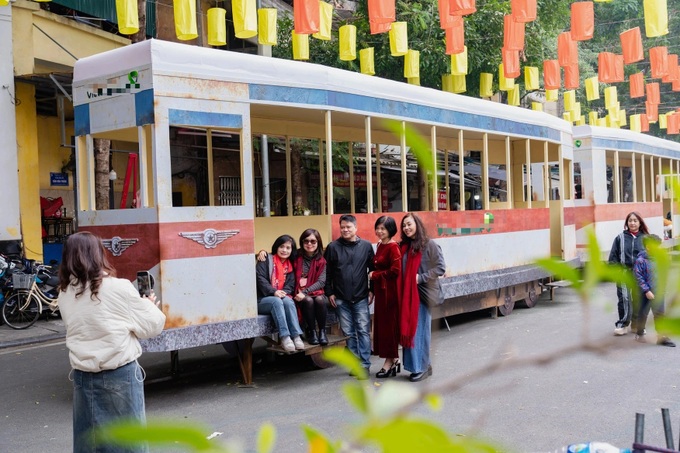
169, 126, 243, 207
620, 166, 634, 202
574, 163, 582, 200
606, 165, 614, 203
464, 152, 483, 210
490, 165, 508, 203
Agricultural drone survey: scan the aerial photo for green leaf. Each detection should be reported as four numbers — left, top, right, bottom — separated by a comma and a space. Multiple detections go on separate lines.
256, 422, 276, 453
371, 381, 420, 419
383, 120, 436, 176
424, 393, 443, 412
322, 346, 363, 376
535, 258, 582, 290
654, 317, 680, 336
342, 381, 370, 414
301, 425, 337, 453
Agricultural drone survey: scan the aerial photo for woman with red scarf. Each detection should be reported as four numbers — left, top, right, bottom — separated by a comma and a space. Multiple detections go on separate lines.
293, 229, 329, 346
256, 235, 304, 352
400, 213, 446, 382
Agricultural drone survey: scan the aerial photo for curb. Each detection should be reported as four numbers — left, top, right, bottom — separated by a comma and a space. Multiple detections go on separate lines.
0, 333, 66, 350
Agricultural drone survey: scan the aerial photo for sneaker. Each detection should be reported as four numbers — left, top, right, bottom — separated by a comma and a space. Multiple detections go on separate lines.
614, 327, 627, 336
658, 337, 676, 347
281, 336, 295, 352
293, 336, 305, 350
634, 334, 646, 343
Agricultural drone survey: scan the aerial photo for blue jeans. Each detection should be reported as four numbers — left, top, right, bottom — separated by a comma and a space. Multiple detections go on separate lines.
335, 298, 371, 369
403, 303, 431, 374
258, 296, 302, 338
72, 360, 148, 453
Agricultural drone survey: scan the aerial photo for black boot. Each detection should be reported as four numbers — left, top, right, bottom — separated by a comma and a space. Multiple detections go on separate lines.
318, 328, 328, 346
306, 328, 319, 345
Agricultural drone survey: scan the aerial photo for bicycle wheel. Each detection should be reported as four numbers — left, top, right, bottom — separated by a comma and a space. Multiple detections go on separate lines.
2, 292, 40, 329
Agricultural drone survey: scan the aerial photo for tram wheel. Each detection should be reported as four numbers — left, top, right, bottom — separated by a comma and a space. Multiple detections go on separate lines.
498, 295, 514, 316
309, 352, 333, 369
521, 288, 538, 308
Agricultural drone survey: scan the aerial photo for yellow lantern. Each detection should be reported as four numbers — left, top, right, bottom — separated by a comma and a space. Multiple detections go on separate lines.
597, 117, 607, 127
480, 73, 493, 97
0, 0, 8, 5
589, 111, 598, 124
389, 22, 408, 57
360, 48, 375, 75
207, 8, 227, 46
508, 84, 520, 106
174, 0, 198, 41
532, 102, 543, 111
572, 102, 581, 120
498, 64, 515, 91
585, 77, 599, 101
292, 31, 310, 60
564, 90, 575, 111
576, 115, 586, 126
563, 111, 572, 122
408, 77, 421, 86
660, 113, 668, 129
339, 25, 357, 61
644, 0, 668, 38
630, 114, 641, 132
619, 110, 627, 127
313, 1, 333, 40
442, 74, 454, 93
607, 114, 620, 128
116, 0, 139, 35
545, 89, 558, 102
604, 86, 617, 109
404, 50, 420, 79
452, 74, 466, 93
233, 0, 257, 39
451, 46, 468, 76
524, 66, 539, 91
258, 9, 278, 46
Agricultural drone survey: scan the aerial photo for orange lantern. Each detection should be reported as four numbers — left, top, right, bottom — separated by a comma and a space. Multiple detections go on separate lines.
503, 15, 525, 51
511, 0, 536, 23
438, 0, 455, 29
649, 46, 668, 79
294, 0, 320, 34
368, 0, 395, 34
370, 22, 391, 34
502, 48, 520, 78
445, 16, 465, 55
641, 113, 649, 132
620, 28, 643, 64
564, 64, 579, 89
558, 32, 577, 67
630, 72, 645, 98
669, 113, 680, 135
613, 55, 624, 82
570, 2, 594, 41
449, 0, 476, 16
646, 102, 659, 123
598, 52, 616, 83
673, 80, 680, 92
646, 83, 660, 105
543, 60, 560, 90
662, 55, 679, 83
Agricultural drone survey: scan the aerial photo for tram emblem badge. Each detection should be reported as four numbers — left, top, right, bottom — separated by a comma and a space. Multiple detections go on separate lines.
102, 236, 139, 256
179, 229, 240, 249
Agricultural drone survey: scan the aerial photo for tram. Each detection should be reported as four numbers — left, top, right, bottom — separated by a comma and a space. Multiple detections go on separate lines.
70, 39, 678, 383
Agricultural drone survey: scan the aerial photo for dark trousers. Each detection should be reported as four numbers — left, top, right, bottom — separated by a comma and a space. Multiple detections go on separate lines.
616, 283, 640, 330
636, 295, 665, 336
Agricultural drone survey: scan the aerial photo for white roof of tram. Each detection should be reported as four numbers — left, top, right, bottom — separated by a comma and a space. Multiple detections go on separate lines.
574, 125, 680, 158
73, 39, 571, 139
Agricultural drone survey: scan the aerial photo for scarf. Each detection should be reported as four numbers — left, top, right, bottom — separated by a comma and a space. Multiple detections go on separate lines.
295, 255, 325, 296
271, 255, 290, 292
400, 243, 422, 349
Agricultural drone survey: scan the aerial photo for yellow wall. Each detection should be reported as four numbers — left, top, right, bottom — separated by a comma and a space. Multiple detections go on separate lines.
15, 82, 42, 261
38, 117, 74, 190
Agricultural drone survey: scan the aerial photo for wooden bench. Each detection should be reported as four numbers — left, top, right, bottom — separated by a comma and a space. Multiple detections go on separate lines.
539, 279, 573, 300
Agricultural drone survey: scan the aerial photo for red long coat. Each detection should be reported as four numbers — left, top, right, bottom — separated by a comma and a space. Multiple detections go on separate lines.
371, 241, 402, 358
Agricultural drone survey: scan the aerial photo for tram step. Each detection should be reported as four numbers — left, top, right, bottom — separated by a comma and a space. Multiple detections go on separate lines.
266, 334, 348, 356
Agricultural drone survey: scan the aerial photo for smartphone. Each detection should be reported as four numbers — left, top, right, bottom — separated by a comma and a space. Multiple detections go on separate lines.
136, 271, 153, 297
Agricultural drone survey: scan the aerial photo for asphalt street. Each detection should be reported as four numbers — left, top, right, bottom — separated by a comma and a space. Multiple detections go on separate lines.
1, 283, 679, 452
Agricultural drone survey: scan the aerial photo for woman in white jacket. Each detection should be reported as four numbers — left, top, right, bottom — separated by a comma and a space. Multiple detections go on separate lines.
58, 232, 166, 453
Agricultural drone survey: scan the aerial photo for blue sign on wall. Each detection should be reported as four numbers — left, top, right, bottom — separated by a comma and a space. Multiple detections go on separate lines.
50, 172, 69, 186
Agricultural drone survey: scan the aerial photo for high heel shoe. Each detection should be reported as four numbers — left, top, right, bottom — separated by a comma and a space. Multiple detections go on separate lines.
376, 360, 400, 378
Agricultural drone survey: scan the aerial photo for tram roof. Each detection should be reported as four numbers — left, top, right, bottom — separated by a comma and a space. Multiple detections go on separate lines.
73, 39, 571, 142
574, 125, 680, 158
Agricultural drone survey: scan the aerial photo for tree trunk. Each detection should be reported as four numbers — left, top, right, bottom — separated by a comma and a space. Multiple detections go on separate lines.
130, 0, 147, 44
418, 166, 429, 211
291, 143, 304, 214
94, 139, 111, 210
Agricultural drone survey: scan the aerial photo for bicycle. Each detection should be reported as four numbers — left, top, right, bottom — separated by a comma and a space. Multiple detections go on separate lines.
2, 271, 59, 330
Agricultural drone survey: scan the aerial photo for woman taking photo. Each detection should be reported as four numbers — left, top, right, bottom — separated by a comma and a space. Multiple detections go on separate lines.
608, 211, 649, 336
293, 229, 329, 346
400, 212, 446, 382
369, 216, 402, 378
256, 234, 305, 352
58, 232, 166, 453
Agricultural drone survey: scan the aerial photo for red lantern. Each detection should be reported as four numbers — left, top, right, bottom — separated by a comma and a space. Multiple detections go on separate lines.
445, 17, 465, 55
646, 83, 660, 105
511, 0, 536, 23
649, 46, 668, 79
570, 2, 594, 41
630, 72, 644, 98
503, 48, 520, 78
449, 0, 475, 16
543, 60, 560, 90
294, 0, 319, 34
368, 0, 395, 33
503, 15, 525, 51
564, 64, 580, 89
558, 32, 578, 67
620, 27, 644, 65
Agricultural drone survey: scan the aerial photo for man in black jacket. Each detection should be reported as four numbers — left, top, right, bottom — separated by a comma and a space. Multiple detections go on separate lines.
325, 214, 374, 377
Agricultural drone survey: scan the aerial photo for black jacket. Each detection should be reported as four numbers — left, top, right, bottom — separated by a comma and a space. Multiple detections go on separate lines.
608, 230, 645, 268
324, 237, 374, 302
256, 255, 295, 302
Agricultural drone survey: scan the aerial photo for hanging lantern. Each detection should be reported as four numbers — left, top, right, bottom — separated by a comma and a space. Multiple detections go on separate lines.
630, 72, 644, 98
174, 0, 198, 40
502, 48, 520, 78
339, 25, 357, 61
292, 31, 310, 60
572, 102, 582, 121
607, 114, 620, 129
564, 64, 579, 89
0, 0, 9, 5
646, 101, 659, 123
598, 52, 616, 83
449, 0, 476, 16
452, 74, 466, 93
644, 0, 668, 38
389, 22, 408, 57
532, 102, 543, 111
368, 0, 395, 33
563, 112, 572, 122
445, 16, 465, 55
508, 84, 520, 106
313, 1, 333, 40
564, 90, 576, 112
438, 0, 455, 29
649, 47, 668, 79
576, 115, 586, 126
585, 77, 599, 101
408, 77, 420, 86
669, 114, 680, 135
570, 2, 593, 41
360, 48, 375, 75
294, 0, 319, 34
499, 64, 515, 91
370, 22, 392, 34
589, 111, 598, 125
233, 0, 257, 39
116, 0, 139, 35
646, 83, 660, 105
674, 80, 680, 92
524, 67, 539, 91
511, 0, 536, 23
543, 60, 560, 90
641, 113, 649, 132
545, 89, 558, 102
630, 114, 641, 132
480, 73, 493, 97
404, 49, 420, 79
604, 86, 617, 110
207, 8, 227, 46
614, 55, 625, 82
442, 74, 454, 93
620, 28, 643, 64
659, 113, 668, 129
558, 32, 577, 67
619, 110, 627, 127
451, 46, 468, 75
258, 9, 278, 46
662, 55, 679, 83
503, 15, 525, 51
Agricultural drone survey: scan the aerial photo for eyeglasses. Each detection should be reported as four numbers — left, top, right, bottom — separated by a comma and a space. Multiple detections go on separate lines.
303, 239, 318, 245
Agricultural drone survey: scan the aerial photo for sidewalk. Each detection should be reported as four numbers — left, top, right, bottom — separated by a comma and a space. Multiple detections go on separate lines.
0, 317, 66, 349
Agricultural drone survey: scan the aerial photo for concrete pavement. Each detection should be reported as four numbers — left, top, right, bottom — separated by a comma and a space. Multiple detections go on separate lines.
0, 316, 65, 349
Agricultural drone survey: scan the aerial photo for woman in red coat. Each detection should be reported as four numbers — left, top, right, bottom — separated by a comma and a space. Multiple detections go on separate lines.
369, 216, 402, 378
